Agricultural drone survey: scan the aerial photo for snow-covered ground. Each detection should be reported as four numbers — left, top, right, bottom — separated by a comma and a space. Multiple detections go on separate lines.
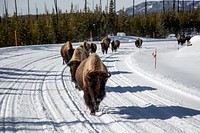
0, 36, 200, 133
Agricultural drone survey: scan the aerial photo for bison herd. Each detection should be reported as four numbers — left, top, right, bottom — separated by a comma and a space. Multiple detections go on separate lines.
60, 34, 192, 115
177, 34, 191, 46
60, 36, 121, 115
60, 36, 148, 115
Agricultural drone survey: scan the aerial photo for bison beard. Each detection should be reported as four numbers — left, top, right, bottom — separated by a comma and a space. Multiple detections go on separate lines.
84, 71, 110, 115
75, 53, 111, 115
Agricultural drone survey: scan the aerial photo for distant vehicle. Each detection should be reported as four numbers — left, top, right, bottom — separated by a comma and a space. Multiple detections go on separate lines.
167, 34, 177, 39
117, 32, 126, 36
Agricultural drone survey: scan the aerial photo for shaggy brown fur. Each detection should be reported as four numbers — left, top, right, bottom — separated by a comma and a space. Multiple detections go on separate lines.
60, 41, 74, 65
90, 43, 97, 53
111, 40, 120, 52
75, 53, 111, 115
67, 46, 89, 83
101, 36, 111, 54
80, 41, 91, 53
135, 38, 143, 48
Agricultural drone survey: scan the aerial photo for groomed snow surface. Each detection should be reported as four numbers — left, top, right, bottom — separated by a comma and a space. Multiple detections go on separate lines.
0, 36, 200, 133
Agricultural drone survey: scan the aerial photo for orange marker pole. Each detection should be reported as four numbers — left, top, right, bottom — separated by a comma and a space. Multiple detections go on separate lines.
90, 31, 92, 42
14, 30, 17, 46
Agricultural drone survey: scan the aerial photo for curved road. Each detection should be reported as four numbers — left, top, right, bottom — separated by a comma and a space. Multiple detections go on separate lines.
0, 42, 200, 133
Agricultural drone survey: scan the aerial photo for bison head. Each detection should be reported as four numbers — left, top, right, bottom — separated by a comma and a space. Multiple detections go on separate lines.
86, 71, 111, 111
83, 41, 91, 53
67, 60, 81, 82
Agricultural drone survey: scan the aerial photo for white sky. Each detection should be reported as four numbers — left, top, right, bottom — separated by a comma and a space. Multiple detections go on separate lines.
0, 0, 146, 16
0, 0, 198, 16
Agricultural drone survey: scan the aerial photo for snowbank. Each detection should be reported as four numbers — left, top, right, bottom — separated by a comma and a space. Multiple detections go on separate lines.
177, 35, 200, 58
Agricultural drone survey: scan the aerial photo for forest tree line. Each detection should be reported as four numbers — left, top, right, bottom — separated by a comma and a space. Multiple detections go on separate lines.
0, 3, 200, 48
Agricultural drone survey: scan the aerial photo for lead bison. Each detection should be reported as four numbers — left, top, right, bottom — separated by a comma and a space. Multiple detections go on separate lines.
135, 38, 143, 48
60, 41, 74, 65
101, 36, 111, 54
75, 53, 111, 115
111, 40, 120, 52
67, 44, 89, 83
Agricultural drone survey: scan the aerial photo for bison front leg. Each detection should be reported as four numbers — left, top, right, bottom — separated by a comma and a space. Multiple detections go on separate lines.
63, 58, 66, 65
83, 91, 95, 115
102, 49, 104, 54
106, 49, 108, 54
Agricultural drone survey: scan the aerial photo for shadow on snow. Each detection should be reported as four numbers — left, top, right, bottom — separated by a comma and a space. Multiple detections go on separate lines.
106, 85, 157, 93
110, 71, 132, 75
109, 105, 200, 120
0, 117, 84, 132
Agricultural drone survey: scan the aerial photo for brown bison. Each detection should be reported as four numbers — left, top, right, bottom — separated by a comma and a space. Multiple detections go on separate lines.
101, 36, 111, 54
135, 38, 143, 48
80, 41, 91, 53
90, 43, 97, 53
177, 35, 186, 45
75, 53, 111, 115
67, 45, 89, 83
111, 40, 120, 52
60, 41, 74, 65
177, 34, 191, 45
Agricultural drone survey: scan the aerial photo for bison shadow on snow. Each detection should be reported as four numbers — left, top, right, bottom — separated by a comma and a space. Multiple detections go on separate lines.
102, 59, 120, 63
110, 71, 132, 75
109, 105, 200, 120
106, 85, 157, 93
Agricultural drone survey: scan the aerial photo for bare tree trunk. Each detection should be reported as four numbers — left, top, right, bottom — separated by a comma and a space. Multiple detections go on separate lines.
14, 0, 17, 16
163, 0, 165, 13
177, 0, 179, 12
107, 0, 109, 13
193, 0, 195, 10
54, 0, 58, 42
145, 0, 147, 14
4, 0, 8, 15
85, 0, 87, 13
133, 0, 135, 16
28, 0, 30, 15
114, 0, 116, 13
173, 0, 175, 12
100, 0, 102, 10
35, 3, 38, 20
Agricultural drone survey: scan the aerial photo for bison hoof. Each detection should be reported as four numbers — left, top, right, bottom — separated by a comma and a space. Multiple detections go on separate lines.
90, 112, 95, 115
75, 84, 81, 91
71, 79, 76, 83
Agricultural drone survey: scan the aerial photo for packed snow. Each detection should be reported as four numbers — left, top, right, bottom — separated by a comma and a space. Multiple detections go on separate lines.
0, 36, 200, 133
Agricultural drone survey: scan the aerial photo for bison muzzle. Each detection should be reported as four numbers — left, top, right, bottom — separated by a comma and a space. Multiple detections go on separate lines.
75, 53, 111, 115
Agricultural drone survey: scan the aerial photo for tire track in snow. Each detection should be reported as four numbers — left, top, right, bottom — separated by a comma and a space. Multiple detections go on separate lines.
0, 50, 61, 132
61, 66, 103, 132
102, 52, 167, 133
60, 52, 133, 133
102, 49, 183, 132
133, 53, 198, 132
125, 50, 200, 132
104, 47, 200, 133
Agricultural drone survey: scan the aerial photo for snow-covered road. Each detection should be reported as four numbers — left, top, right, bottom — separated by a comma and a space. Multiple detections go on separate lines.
0, 41, 200, 133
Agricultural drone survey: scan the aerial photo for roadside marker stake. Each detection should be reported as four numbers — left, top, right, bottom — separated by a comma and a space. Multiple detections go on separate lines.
152, 49, 157, 69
